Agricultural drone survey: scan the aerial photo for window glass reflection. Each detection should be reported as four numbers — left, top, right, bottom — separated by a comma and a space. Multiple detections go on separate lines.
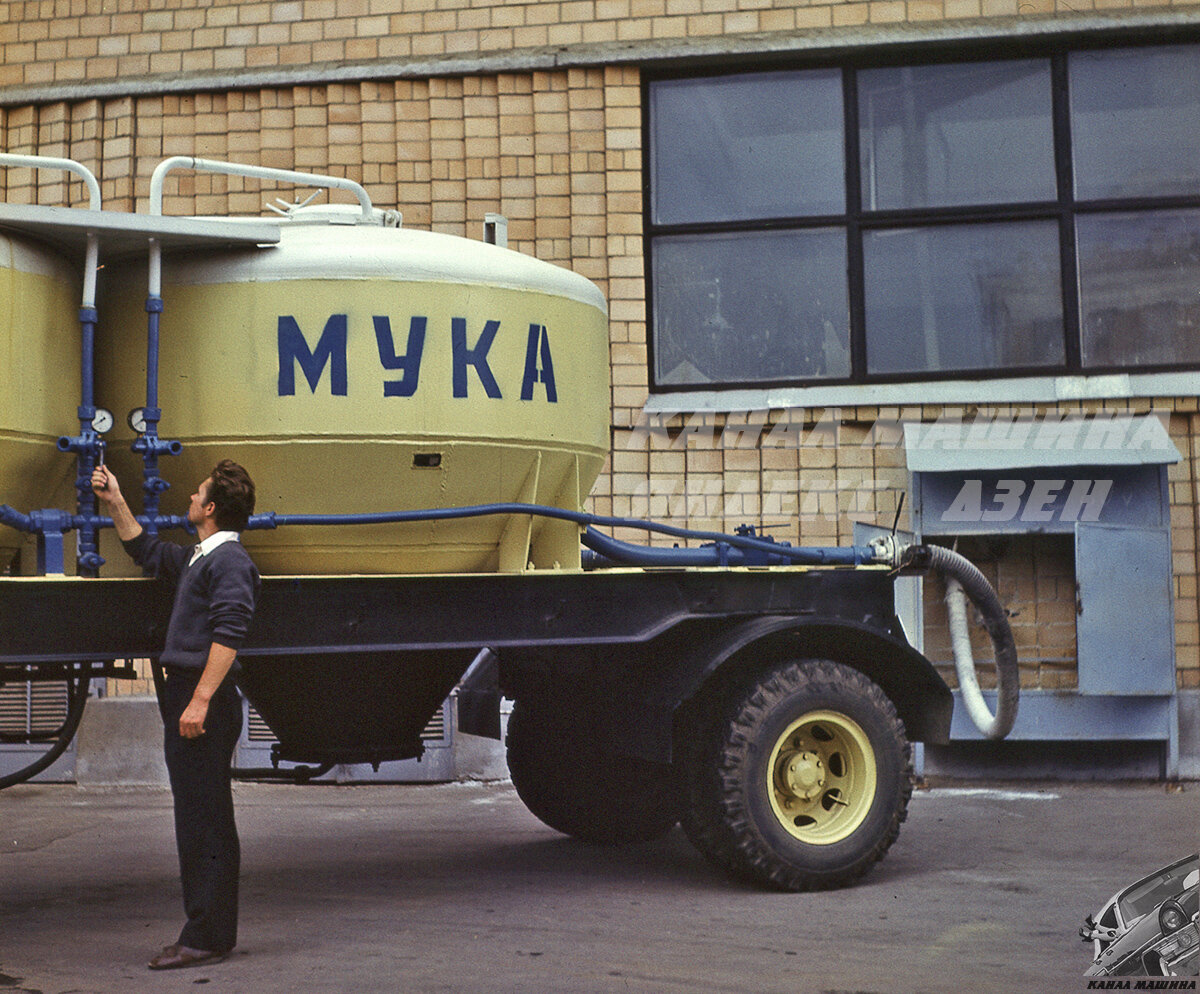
858, 60, 1055, 211
653, 230, 849, 385
864, 222, 1064, 375
650, 71, 845, 226
1071, 46, 1200, 200
1077, 209, 1200, 367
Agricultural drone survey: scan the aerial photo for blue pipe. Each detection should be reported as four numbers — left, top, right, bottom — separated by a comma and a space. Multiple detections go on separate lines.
6, 501, 874, 570
0, 506, 192, 536
580, 527, 869, 567
246, 503, 878, 567
135, 296, 182, 534
145, 297, 162, 413
59, 306, 106, 574
80, 307, 96, 414
0, 505, 34, 532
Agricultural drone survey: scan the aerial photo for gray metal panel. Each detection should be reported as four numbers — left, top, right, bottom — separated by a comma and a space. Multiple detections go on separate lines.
904, 416, 1179, 472
947, 690, 1175, 740
853, 521, 921, 650
1075, 523, 1176, 696
0, 203, 280, 257
913, 465, 1167, 536
0, 744, 75, 782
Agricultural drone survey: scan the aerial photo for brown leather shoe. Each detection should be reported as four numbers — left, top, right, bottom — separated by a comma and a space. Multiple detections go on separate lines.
147, 944, 227, 970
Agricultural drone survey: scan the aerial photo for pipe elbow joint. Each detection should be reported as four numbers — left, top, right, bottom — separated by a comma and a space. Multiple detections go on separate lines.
0, 505, 35, 532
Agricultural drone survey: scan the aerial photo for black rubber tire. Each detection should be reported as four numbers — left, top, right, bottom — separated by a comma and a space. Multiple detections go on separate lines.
506, 701, 680, 844
679, 659, 913, 891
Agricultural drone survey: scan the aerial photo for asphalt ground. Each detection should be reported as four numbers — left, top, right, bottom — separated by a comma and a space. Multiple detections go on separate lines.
1, 778, 1197, 994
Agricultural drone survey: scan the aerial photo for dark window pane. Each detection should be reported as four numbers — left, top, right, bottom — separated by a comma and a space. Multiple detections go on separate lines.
652, 230, 849, 385
650, 71, 844, 226
1077, 209, 1200, 367
1071, 45, 1200, 200
858, 60, 1055, 210
864, 222, 1064, 375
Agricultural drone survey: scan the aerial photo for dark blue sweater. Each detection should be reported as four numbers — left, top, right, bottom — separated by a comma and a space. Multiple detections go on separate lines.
124, 532, 261, 671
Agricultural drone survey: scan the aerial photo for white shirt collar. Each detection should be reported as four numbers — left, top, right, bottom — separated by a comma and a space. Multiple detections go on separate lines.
188, 530, 240, 566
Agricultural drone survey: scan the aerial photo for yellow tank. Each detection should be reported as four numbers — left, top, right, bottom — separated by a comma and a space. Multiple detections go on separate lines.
96, 207, 610, 574
0, 229, 81, 571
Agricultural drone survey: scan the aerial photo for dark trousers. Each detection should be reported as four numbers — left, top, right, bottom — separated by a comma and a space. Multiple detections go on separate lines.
159, 667, 243, 953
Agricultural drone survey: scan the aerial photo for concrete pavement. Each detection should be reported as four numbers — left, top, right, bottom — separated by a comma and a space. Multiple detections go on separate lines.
2, 778, 1198, 994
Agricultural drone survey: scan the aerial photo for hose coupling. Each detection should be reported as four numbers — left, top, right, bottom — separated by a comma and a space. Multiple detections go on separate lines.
867, 533, 904, 568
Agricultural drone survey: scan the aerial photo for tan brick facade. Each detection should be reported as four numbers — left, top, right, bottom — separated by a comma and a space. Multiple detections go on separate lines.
594, 404, 1200, 693
2, 1, 1199, 703
5, 0, 1197, 92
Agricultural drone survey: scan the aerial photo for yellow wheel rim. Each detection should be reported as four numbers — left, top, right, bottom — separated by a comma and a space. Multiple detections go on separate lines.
766, 710, 877, 845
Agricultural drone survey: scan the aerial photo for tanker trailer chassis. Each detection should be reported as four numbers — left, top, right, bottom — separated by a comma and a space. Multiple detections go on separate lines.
0, 153, 1019, 891
2, 564, 935, 890
0, 546, 1014, 892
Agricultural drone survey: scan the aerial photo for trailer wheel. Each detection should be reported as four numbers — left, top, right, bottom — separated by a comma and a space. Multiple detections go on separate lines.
680, 659, 912, 891
506, 701, 679, 845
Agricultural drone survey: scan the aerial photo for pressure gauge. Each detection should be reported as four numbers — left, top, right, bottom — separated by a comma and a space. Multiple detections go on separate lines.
91, 408, 114, 433
127, 408, 149, 433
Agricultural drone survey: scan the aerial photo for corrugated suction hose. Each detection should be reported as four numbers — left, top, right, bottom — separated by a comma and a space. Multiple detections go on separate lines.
926, 544, 1020, 740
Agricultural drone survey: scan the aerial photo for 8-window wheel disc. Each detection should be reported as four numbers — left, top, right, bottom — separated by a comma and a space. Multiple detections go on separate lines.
767, 709, 877, 845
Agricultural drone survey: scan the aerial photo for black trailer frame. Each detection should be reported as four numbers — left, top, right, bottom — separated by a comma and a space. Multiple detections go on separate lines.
0, 563, 950, 771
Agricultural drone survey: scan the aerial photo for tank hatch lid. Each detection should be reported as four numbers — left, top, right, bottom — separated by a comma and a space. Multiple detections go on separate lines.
0, 203, 280, 258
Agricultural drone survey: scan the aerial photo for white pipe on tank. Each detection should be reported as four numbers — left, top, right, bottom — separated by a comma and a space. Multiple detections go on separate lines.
147, 237, 162, 298
0, 153, 102, 210
0, 153, 102, 307
82, 234, 99, 309
149, 156, 373, 219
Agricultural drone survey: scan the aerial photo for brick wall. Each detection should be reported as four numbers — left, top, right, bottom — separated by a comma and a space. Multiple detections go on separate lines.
2, 5, 1199, 696
7, 0, 1199, 92
593, 403, 1200, 693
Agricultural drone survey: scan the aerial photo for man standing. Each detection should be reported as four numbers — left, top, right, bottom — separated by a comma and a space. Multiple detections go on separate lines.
92, 459, 259, 971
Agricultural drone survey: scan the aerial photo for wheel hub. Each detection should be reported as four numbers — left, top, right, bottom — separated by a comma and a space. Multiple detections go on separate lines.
781, 750, 825, 801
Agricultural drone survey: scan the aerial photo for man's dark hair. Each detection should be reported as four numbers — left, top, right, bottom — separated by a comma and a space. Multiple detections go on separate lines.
207, 460, 255, 532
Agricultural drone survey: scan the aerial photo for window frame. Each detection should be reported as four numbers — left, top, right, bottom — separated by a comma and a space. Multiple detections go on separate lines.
643, 39, 1200, 395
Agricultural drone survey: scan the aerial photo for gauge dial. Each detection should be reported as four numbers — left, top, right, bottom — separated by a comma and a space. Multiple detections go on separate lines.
91, 408, 114, 433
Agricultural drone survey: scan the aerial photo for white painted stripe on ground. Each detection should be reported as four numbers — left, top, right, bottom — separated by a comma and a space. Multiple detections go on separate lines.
916, 788, 1060, 801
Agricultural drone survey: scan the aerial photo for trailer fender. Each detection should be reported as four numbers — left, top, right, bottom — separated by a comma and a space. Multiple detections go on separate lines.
611, 616, 952, 763
690, 618, 953, 743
